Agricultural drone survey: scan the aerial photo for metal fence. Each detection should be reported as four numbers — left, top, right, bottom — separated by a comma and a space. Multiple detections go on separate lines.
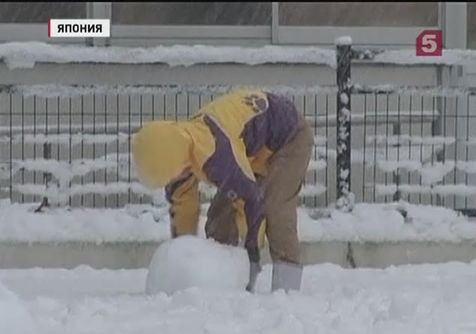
1, 47, 476, 213
0, 86, 338, 210
350, 88, 476, 212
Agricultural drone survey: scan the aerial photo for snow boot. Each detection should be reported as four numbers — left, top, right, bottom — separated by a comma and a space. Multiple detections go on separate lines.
271, 261, 303, 292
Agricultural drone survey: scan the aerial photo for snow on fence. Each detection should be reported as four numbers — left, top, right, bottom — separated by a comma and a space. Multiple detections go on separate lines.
1, 83, 476, 211
1, 84, 475, 212
0, 86, 335, 209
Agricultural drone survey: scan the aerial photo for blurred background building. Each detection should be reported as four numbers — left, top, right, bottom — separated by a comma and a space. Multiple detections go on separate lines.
0, 2, 471, 49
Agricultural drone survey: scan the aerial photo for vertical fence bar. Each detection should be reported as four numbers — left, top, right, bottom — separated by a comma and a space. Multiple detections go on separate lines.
313, 94, 318, 208
393, 95, 402, 202
68, 97, 72, 207
57, 97, 60, 166
407, 95, 413, 203
434, 66, 445, 206
465, 94, 470, 210
431, 95, 437, 205
139, 94, 143, 205
104, 95, 108, 208
152, 94, 156, 120
175, 92, 179, 121
9, 94, 12, 201
33, 96, 37, 197
325, 94, 329, 207
163, 93, 167, 120
362, 94, 367, 201
302, 94, 307, 207
44, 98, 51, 206
335, 38, 354, 211
127, 95, 131, 204
92, 94, 96, 208
453, 97, 459, 209
374, 94, 378, 202
36, 98, 51, 212
198, 94, 203, 203
384, 93, 390, 202
116, 94, 120, 207
56, 97, 61, 205
21, 95, 25, 203
186, 93, 190, 119
80, 95, 84, 207
419, 95, 424, 204
442, 96, 448, 207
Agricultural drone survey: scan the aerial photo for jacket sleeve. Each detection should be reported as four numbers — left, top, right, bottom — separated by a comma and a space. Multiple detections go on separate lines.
165, 172, 201, 237
202, 116, 265, 257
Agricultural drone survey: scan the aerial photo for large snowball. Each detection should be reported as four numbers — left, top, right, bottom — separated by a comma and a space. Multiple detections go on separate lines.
146, 236, 249, 294
0, 280, 36, 334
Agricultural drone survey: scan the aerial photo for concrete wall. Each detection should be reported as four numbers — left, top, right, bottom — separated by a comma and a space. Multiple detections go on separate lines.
2, 240, 476, 270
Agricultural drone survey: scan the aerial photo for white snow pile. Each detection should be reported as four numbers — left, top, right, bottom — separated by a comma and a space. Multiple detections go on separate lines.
335, 36, 352, 45
0, 42, 336, 70
300, 201, 476, 243
1, 199, 476, 243
0, 280, 36, 334
146, 236, 249, 295
0, 200, 171, 243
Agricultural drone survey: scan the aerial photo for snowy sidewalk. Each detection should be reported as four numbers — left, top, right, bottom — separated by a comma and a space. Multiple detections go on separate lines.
2, 262, 476, 334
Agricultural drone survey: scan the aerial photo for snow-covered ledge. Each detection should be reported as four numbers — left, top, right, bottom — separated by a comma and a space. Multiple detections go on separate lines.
0, 42, 476, 70
1, 200, 476, 269
1, 200, 474, 244
0, 42, 454, 87
0, 42, 337, 70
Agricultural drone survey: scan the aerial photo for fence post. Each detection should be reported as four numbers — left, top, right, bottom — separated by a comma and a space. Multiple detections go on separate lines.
35, 142, 51, 212
433, 65, 444, 206
335, 37, 355, 212
392, 123, 402, 201
8, 93, 13, 202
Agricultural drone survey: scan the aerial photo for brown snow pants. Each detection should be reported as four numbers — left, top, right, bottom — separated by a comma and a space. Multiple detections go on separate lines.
205, 114, 314, 264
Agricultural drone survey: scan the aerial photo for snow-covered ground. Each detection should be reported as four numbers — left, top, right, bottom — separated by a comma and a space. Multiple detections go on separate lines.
2, 262, 476, 334
0, 199, 474, 243
1, 195, 476, 332
0, 279, 35, 334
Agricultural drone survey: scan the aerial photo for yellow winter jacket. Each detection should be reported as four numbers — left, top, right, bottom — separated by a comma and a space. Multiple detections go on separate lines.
141, 90, 299, 250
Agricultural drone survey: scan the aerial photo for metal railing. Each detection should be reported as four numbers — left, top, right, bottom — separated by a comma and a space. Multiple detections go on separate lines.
0, 86, 337, 209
